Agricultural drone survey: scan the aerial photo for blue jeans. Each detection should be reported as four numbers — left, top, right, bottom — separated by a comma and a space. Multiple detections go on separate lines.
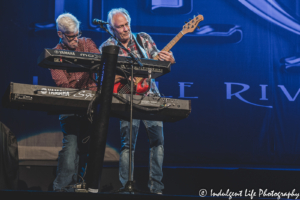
119, 119, 164, 193
53, 116, 91, 192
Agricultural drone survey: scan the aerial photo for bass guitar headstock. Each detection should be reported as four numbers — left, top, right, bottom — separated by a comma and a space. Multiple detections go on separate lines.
182, 14, 204, 35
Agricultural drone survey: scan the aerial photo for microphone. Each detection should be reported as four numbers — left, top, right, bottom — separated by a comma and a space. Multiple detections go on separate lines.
93, 19, 109, 25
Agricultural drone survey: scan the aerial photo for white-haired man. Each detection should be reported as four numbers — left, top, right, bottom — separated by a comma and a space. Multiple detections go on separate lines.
99, 8, 175, 194
50, 13, 100, 192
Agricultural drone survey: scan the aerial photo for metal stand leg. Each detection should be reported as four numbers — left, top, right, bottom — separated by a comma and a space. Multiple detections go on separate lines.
117, 64, 150, 194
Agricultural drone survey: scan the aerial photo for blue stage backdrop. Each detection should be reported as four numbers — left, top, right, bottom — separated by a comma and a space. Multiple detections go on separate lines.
1, 0, 300, 167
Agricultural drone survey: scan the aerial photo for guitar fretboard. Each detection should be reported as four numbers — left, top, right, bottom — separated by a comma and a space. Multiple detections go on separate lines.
153, 32, 184, 60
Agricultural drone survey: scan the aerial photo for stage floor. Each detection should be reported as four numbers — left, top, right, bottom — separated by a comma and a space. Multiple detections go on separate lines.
0, 190, 207, 200
11, 163, 300, 199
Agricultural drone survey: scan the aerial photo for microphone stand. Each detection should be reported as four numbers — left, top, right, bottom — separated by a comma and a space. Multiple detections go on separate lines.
98, 24, 143, 194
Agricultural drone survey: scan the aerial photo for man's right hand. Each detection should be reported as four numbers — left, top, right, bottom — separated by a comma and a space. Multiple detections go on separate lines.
114, 75, 125, 83
114, 75, 136, 83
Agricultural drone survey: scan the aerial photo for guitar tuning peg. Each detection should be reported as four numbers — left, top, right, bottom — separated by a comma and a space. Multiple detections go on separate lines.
189, 18, 192, 20
197, 26, 200, 29
194, 15, 196, 18
185, 21, 188, 24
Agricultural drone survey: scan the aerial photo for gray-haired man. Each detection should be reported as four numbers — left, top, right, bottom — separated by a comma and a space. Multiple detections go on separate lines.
99, 8, 175, 194
51, 13, 100, 192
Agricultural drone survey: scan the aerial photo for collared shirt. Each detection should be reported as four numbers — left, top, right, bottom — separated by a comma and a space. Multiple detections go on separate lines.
99, 32, 160, 96
99, 32, 159, 59
50, 37, 100, 91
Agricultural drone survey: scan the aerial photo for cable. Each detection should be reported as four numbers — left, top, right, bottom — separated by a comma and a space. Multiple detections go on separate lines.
89, 64, 101, 84
112, 93, 169, 112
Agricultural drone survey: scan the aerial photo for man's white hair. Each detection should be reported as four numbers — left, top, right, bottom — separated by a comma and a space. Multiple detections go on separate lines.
107, 8, 131, 35
56, 13, 80, 33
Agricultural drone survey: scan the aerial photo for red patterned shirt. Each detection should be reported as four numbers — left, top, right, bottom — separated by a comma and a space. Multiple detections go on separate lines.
50, 37, 100, 91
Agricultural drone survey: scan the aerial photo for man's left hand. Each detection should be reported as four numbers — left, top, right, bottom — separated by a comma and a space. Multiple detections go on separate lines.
158, 51, 175, 64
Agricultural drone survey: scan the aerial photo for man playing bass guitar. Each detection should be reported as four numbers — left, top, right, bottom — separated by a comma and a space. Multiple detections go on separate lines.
99, 8, 175, 194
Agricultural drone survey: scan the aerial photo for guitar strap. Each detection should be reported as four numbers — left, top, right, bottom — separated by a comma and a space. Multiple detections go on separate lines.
132, 33, 160, 96
132, 32, 148, 59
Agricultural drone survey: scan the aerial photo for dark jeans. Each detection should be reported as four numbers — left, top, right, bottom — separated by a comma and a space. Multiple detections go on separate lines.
119, 119, 164, 193
53, 115, 91, 192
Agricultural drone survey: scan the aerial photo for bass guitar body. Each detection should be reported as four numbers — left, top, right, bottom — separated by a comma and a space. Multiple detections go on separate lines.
113, 78, 150, 94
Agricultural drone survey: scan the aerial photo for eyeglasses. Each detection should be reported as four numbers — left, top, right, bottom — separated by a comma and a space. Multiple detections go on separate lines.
62, 31, 82, 41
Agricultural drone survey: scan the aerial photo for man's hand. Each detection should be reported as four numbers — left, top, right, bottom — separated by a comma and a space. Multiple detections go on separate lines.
114, 75, 136, 83
128, 76, 136, 82
158, 51, 175, 64
114, 75, 125, 83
